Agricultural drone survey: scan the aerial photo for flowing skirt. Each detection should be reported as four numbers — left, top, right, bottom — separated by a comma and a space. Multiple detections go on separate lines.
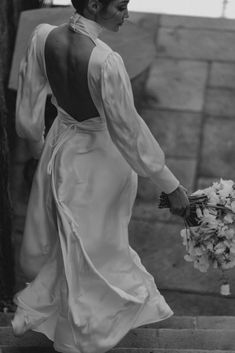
12, 112, 173, 353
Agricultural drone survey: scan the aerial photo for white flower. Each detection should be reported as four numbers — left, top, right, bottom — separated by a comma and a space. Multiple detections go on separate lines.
181, 229, 189, 246
192, 189, 205, 196
214, 242, 226, 252
188, 243, 197, 256
215, 248, 225, 255
184, 254, 194, 262
194, 256, 210, 272
201, 213, 218, 228
206, 243, 213, 251
195, 247, 204, 256
222, 259, 235, 269
206, 189, 220, 204
220, 179, 234, 191
196, 207, 203, 218
231, 201, 235, 213
225, 228, 235, 240
230, 244, 235, 254
224, 214, 234, 224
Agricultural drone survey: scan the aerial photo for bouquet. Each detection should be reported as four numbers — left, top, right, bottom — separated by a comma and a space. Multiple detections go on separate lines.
159, 179, 235, 296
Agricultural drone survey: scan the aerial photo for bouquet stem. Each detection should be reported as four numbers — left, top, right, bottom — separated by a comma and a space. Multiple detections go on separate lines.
220, 270, 231, 296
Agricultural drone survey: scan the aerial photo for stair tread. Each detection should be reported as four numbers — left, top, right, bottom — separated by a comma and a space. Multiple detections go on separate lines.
1, 327, 235, 349
2, 314, 235, 329
118, 328, 235, 350
1, 348, 235, 353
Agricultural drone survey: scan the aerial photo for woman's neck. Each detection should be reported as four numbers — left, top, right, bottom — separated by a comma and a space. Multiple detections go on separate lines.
68, 12, 103, 41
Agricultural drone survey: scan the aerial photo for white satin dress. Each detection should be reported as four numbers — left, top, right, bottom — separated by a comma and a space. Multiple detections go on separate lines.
12, 13, 179, 353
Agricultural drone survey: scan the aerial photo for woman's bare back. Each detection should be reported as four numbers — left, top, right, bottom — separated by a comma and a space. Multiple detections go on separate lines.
45, 25, 99, 121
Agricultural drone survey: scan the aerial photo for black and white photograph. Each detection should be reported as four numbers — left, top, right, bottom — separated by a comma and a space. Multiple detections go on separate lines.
1, 1, 235, 352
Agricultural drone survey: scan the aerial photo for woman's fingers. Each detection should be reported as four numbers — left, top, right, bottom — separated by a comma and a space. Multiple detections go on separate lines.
167, 185, 190, 218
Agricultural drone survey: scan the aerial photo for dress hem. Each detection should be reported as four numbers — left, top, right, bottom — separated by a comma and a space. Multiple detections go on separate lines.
51, 308, 173, 353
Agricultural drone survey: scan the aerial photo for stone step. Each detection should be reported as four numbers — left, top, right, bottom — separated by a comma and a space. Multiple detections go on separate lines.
118, 328, 235, 350
1, 348, 235, 353
1, 327, 235, 350
144, 316, 235, 329
0, 314, 13, 327
2, 314, 235, 330
113, 350, 235, 353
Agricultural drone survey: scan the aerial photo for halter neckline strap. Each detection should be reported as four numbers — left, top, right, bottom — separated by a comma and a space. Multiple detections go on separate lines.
68, 13, 103, 41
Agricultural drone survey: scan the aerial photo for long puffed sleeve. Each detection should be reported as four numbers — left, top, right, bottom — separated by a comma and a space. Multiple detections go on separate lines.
15, 25, 48, 158
100, 52, 179, 194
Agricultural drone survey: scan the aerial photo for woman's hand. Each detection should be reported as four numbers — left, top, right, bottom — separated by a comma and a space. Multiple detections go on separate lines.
167, 185, 190, 218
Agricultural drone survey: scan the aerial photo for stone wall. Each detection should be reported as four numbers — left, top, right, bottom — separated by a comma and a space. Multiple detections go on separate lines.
0, 0, 39, 306
11, 11, 235, 301
0, 0, 15, 303
128, 12, 235, 296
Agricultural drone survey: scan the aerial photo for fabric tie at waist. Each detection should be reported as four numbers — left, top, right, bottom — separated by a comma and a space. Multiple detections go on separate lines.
47, 112, 106, 175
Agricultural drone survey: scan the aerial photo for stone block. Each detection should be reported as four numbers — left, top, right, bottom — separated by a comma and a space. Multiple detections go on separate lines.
0, 327, 53, 346
205, 88, 235, 117
132, 200, 182, 224
129, 220, 228, 293
12, 137, 31, 163
137, 176, 159, 202
167, 158, 197, 193
137, 158, 197, 201
145, 59, 207, 111
141, 109, 202, 158
197, 316, 235, 329
12, 215, 25, 236
209, 63, 235, 89
197, 177, 222, 190
10, 163, 29, 206
157, 329, 235, 350
164, 290, 235, 316
157, 28, 235, 61
13, 201, 27, 218
129, 11, 160, 37
145, 315, 235, 329
144, 315, 197, 329
0, 313, 13, 327
199, 115, 235, 179
131, 68, 149, 111
161, 14, 235, 31
13, 229, 27, 292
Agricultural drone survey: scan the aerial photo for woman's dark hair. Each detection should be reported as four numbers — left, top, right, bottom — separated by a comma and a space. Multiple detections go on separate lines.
71, 0, 111, 14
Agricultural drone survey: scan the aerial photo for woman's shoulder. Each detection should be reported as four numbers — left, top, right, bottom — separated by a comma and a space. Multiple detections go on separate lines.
32, 23, 57, 44
26, 23, 57, 58
24, 24, 57, 75
92, 39, 124, 72
91, 39, 112, 66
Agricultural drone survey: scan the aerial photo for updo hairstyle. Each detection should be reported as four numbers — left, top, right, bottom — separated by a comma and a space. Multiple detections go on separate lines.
71, 0, 111, 14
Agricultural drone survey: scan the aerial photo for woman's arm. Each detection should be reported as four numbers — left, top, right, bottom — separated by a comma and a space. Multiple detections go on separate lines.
16, 25, 48, 159
100, 51, 189, 215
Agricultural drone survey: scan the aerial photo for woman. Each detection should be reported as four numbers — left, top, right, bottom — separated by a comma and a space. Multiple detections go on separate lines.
12, 1, 190, 352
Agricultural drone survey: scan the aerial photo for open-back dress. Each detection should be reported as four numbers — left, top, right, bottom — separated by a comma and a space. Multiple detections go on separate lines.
12, 13, 179, 353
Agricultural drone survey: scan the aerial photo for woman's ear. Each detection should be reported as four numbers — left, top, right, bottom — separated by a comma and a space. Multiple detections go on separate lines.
87, 0, 101, 15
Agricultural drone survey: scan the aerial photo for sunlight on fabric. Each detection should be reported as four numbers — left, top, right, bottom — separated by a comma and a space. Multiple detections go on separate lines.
51, 0, 235, 19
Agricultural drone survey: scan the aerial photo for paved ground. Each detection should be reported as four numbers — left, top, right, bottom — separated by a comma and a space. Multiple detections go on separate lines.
162, 290, 235, 316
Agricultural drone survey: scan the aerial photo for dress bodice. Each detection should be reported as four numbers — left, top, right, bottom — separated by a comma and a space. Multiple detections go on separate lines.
15, 15, 179, 194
